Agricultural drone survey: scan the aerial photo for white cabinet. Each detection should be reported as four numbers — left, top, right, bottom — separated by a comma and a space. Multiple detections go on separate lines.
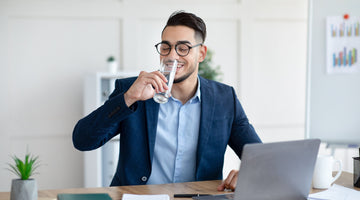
83, 71, 137, 187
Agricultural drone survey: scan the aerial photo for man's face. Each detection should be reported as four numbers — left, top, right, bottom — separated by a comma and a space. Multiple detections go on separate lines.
160, 25, 206, 84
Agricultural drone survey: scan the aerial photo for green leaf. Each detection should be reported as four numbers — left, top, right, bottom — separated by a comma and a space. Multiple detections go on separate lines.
7, 152, 40, 180
198, 48, 222, 81
6, 164, 21, 177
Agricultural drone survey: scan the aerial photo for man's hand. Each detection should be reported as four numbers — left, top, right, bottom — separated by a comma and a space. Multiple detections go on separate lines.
124, 71, 168, 107
217, 170, 239, 191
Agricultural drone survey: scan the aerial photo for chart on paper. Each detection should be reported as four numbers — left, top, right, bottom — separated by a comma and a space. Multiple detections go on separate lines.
326, 16, 360, 74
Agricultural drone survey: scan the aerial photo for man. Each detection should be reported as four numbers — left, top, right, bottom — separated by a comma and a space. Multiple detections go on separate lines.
73, 11, 261, 191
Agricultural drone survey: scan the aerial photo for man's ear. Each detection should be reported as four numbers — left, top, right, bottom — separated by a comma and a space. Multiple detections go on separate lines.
198, 45, 207, 62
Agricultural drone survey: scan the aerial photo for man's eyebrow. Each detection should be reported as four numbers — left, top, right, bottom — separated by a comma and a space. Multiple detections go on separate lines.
161, 40, 171, 44
177, 40, 191, 45
161, 40, 192, 45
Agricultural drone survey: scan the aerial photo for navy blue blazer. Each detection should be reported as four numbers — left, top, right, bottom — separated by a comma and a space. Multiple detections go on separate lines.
73, 76, 261, 186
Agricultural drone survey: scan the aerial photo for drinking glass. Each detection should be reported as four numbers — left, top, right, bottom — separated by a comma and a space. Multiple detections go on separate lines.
153, 59, 178, 104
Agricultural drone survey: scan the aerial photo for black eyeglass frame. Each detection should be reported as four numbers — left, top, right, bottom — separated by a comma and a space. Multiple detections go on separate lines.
155, 42, 203, 57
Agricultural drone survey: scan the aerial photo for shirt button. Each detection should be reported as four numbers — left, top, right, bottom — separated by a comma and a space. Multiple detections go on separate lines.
141, 176, 147, 182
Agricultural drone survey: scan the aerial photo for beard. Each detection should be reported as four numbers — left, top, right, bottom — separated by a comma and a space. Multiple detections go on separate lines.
174, 63, 197, 84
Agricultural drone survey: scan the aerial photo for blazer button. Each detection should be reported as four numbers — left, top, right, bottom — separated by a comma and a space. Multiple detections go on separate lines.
141, 176, 147, 182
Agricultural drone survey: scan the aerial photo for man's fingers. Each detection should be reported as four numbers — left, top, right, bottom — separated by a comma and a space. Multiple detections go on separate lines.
149, 71, 168, 92
137, 72, 164, 93
153, 70, 168, 82
149, 79, 161, 93
217, 170, 239, 191
228, 172, 238, 190
126, 70, 170, 102
217, 182, 226, 191
224, 170, 237, 188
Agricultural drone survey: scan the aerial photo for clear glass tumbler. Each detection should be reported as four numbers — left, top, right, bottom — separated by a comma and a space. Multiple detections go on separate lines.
153, 59, 178, 104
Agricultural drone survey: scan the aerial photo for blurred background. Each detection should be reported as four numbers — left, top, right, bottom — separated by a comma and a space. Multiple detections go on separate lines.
0, 0, 357, 191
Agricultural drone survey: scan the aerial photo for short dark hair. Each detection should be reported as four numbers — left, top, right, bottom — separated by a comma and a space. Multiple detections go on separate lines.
162, 11, 207, 43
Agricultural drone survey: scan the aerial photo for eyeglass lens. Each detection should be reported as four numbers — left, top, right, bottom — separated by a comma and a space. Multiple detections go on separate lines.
156, 43, 191, 57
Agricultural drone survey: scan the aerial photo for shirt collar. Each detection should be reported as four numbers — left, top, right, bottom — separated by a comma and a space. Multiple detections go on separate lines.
193, 76, 201, 102
185, 76, 201, 104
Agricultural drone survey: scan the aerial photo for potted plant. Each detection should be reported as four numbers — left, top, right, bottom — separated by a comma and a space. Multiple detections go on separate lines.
7, 152, 40, 200
107, 56, 118, 74
199, 49, 222, 81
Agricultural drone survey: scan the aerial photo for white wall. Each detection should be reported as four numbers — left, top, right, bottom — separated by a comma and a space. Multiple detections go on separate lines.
0, 0, 122, 191
0, 0, 354, 192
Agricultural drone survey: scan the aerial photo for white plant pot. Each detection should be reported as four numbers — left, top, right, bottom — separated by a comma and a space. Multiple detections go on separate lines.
10, 179, 38, 200
108, 61, 118, 74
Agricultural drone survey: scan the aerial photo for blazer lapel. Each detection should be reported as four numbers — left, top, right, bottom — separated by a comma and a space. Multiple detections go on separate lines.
145, 99, 160, 162
196, 77, 215, 174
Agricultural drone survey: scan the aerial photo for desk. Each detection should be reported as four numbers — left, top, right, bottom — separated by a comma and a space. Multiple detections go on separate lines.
0, 172, 358, 200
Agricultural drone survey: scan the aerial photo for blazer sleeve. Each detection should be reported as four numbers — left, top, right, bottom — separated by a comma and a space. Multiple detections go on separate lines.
228, 87, 262, 159
72, 77, 138, 151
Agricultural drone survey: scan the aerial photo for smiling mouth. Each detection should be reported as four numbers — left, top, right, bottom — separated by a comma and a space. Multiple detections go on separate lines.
177, 63, 185, 68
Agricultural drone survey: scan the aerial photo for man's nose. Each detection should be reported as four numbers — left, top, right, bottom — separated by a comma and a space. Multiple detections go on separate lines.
168, 47, 180, 60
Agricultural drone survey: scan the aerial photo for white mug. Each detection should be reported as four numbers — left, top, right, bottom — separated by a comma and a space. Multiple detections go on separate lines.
312, 155, 342, 189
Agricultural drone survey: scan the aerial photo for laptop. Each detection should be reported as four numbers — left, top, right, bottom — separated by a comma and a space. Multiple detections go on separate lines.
193, 139, 320, 200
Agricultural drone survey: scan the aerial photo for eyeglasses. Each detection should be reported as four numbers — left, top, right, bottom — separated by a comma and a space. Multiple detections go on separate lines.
155, 42, 203, 57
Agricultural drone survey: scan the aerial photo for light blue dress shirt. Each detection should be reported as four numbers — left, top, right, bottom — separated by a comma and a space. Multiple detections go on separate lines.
147, 78, 201, 184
